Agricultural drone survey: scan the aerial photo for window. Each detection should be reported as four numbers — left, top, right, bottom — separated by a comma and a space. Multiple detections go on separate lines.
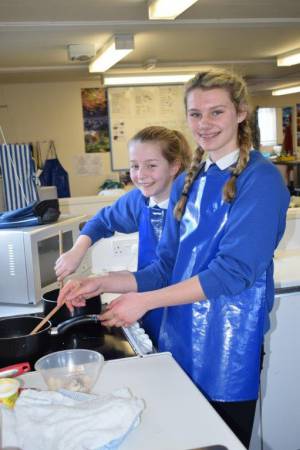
258, 107, 277, 146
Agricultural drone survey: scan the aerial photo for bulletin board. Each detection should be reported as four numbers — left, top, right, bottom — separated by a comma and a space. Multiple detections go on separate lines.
107, 85, 195, 170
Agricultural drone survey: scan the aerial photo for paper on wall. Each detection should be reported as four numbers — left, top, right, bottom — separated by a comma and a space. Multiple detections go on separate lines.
74, 154, 103, 176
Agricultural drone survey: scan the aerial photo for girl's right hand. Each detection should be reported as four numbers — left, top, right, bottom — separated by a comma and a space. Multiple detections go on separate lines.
55, 248, 84, 281
57, 276, 104, 311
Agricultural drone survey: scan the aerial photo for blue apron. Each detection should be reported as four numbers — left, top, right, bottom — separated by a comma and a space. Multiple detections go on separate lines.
158, 165, 266, 402
138, 204, 166, 348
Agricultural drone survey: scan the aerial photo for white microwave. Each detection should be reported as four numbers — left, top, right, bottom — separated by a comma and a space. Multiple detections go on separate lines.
0, 215, 91, 305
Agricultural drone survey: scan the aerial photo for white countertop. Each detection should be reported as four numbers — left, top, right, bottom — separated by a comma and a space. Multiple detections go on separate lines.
274, 249, 300, 289
0, 302, 43, 317
18, 353, 245, 450
287, 207, 300, 218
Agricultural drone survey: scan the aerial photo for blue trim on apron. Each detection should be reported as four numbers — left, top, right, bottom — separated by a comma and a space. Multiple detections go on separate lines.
158, 165, 266, 401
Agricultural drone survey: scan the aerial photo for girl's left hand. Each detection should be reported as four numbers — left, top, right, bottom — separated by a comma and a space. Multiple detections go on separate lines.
99, 292, 148, 327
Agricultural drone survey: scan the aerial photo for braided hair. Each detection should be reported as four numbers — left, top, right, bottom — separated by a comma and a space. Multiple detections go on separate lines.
174, 68, 252, 221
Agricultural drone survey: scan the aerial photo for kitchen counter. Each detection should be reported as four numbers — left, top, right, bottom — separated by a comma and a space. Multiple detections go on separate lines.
18, 352, 245, 450
286, 205, 300, 217
274, 249, 300, 291
59, 191, 127, 218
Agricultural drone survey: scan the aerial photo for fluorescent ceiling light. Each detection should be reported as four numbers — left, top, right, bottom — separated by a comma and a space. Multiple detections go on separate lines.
148, 0, 198, 20
104, 74, 195, 86
89, 34, 134, 73
277, 48, 300, 66
272, 85, 300, 96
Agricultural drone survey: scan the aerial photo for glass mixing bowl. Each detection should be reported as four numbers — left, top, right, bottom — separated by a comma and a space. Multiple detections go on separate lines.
35, 349, 104, 393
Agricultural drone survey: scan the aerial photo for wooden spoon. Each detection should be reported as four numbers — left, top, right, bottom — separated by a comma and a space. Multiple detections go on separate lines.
29, 300, 65, 335
30, 230, 65, 335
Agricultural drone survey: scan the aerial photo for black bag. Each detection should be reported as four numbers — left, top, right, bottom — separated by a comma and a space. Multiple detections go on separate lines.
39, 141, 71, 198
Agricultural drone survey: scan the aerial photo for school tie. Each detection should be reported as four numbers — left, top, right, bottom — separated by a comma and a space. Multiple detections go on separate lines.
150, 205, 166, 241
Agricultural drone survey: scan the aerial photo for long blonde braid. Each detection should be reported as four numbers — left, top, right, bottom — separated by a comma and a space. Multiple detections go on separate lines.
224, 116, 252, 201
174, 68, 252, 220
174, 146, 205, 220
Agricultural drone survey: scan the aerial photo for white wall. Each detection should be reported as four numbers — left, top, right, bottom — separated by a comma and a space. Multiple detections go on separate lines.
0, 81, 119, 197
1, 80, 300, 198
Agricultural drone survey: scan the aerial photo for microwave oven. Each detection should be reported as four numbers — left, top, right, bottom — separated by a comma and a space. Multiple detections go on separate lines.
0, 215, 91, 305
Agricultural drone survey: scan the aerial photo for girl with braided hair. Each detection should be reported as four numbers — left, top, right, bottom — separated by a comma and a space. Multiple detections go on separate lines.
58, 68, 289, 448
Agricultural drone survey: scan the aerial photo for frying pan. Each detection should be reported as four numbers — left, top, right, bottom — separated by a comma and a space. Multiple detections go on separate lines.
0, 314, 99, 367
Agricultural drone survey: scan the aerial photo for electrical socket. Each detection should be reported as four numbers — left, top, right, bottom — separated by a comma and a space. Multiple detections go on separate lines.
112, 239, 135, 257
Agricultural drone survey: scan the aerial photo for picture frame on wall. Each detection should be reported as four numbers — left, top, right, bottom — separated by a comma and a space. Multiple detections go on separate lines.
81, 87, 110, 153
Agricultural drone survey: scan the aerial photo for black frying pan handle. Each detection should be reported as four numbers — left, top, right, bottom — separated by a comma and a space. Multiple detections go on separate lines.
50, 315, 100, 335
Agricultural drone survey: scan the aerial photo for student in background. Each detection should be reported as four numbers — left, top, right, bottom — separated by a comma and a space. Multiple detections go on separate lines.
55, 125, 192, 346
58, 68, 289, 448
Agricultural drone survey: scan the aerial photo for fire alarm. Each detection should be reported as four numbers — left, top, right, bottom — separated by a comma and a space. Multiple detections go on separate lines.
67, 44, 96, 62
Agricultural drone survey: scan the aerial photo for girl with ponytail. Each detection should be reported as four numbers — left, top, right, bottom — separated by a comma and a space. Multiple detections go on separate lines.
56, 125, 191, 346
59, 68, 290, 448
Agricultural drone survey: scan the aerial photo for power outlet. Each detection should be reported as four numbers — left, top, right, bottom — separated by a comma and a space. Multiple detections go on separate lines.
112, 239, 134, 257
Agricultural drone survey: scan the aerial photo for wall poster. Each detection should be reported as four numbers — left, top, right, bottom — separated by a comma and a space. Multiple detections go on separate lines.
81, 88, 110, 153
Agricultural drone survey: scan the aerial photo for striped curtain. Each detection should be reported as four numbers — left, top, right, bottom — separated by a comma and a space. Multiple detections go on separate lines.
0, 143, 38, 210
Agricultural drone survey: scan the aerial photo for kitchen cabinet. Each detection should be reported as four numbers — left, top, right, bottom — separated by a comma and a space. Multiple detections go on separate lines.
261, 292, 300, 450
250, 250, 300, 450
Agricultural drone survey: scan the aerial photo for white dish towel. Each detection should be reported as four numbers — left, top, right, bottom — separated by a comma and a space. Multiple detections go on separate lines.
1, 387, 145, 450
